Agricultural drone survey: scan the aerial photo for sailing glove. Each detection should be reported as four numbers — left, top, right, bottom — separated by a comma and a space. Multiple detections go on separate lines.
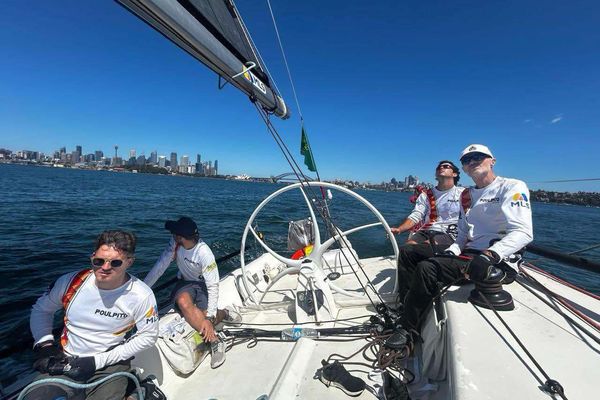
63, 356, 96, 382
32, 341, 66, 374
465, 254, 495, 282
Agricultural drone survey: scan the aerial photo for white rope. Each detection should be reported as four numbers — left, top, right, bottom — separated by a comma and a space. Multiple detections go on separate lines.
265, 0, 304, 121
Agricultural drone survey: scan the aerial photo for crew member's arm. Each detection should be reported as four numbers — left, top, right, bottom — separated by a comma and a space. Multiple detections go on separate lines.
93, 292, 159, 370
199, 249, 220, 318
144, 238, 177, 288
488, 181, 533, 259
391, 193, 429, 234
30, 273, 74, 345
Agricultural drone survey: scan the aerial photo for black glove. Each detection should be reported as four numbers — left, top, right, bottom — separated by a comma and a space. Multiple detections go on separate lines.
465, 254, 495, 282
32, 341, 66, 373
63, 356, 96, 382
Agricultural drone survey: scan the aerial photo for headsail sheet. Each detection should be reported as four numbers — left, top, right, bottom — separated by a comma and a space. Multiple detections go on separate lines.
116, 0, 289, 119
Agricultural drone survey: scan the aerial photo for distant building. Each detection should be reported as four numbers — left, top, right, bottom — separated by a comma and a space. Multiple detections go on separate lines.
95, 150, 103, 161
136, 155, 146, 166
196, 154, 201, 164
149, 151, 158, 165
214, 159, 218, 175
170, 152, 178, 169
180, 155, 189, 167
84, 153, 95, 162
76, 145, 82, 160
71, 150, 80, 164
158, 156, 166, 168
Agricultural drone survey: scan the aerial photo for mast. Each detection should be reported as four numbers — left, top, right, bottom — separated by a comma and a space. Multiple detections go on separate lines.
116, 0, 289, 119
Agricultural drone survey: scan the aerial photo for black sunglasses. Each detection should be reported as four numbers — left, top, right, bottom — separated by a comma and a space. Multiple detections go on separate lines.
90, 257, 128, 268
460, 153, 489, 165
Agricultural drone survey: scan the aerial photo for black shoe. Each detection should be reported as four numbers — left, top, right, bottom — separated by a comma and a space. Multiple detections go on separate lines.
319, 360, 366, 397
382, 371, 411, 400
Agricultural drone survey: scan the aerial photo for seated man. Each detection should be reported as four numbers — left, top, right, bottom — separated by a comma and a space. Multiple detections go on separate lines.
402, 144, 533, 329
27, 230, 159, 400
144, 217, 237, 369
392, 161, 464, 300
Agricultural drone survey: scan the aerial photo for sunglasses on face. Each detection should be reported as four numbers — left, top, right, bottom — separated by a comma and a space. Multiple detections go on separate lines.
460, 153, 489, 165
437, 164, 454, 170
90, 256, 128, 268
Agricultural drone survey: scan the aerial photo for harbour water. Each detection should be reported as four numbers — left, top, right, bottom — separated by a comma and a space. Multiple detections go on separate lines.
0, 163, 599, 382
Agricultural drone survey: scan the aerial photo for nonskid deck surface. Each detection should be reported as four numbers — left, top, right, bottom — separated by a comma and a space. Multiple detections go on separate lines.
133, 257, 600, 400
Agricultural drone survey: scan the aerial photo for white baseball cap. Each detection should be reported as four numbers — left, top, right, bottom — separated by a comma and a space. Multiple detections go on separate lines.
460, 144, 494, 161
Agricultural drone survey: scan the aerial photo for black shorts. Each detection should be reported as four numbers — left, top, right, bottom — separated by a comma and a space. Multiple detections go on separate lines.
170, 280, 208, 311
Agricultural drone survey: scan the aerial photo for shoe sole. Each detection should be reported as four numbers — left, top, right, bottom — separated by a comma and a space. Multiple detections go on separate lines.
319, 375, 364, 397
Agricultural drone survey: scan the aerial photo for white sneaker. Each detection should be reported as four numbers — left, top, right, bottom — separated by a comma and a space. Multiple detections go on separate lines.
221, 306, 242, 326
210, 334, 226, 369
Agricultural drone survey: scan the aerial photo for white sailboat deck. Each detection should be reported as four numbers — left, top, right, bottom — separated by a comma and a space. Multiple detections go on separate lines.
132, 254, 600, 400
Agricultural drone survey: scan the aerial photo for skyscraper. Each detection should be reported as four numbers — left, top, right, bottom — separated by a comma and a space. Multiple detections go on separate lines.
181, 155, 189, 167
170, 152, 178, 169
149, 151, 158, 165
129, 149, 136, 159
95, 150, 103, 161
76, 145, 82, 155
196, 154, 201, 164
214, 160, 218, 175
158, 156, 166, 168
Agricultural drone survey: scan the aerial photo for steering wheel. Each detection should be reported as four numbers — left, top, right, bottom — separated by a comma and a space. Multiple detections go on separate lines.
239, 182, 399, 305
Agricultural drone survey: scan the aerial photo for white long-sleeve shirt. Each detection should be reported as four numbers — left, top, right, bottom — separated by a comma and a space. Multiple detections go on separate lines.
144, 238, 219, 317
30, 270, 158, 370
407, 186, 464, 234
446, 176, 533, 259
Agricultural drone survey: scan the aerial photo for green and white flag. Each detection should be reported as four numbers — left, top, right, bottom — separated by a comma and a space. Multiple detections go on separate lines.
300, 127, 316, 172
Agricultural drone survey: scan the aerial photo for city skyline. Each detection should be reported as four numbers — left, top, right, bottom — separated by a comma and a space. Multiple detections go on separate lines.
2, 2, 600, 191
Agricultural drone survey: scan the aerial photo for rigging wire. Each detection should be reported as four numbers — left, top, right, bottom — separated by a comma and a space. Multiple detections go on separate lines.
265, 0, 303, 121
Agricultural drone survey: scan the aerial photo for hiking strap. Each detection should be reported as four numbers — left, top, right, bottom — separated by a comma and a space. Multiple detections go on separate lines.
60, 268, 94, 347
461, 188, 472, 214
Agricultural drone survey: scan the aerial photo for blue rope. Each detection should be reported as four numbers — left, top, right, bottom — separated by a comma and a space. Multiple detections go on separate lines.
17, 371, 143, 400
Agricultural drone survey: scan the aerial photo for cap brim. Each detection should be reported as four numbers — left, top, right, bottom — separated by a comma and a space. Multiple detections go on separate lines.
165, 220, 177, 232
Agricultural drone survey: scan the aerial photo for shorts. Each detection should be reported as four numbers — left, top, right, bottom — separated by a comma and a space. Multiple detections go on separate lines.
170, 280, 208, 311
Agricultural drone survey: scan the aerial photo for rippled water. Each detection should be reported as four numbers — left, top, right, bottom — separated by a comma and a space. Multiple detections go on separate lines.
1, 163, 599, 383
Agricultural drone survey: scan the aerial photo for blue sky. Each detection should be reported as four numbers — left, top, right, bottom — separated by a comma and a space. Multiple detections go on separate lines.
1, 0, 599, 191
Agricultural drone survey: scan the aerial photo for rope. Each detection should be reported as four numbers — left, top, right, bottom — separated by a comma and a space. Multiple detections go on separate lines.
568, 243, 600, 256
17, 371, 143, 400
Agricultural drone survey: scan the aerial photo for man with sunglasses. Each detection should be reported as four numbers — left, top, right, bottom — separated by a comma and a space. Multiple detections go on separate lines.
392, 160, 465, 301
401, 144, 533, 330
27, 230, 159, 400
145, 216, 235, 369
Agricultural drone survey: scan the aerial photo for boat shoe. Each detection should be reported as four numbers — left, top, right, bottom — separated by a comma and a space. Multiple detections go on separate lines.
319, 360, 366, 397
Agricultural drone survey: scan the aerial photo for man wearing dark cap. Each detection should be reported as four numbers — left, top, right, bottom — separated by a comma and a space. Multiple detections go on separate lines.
145, 217, 231, 369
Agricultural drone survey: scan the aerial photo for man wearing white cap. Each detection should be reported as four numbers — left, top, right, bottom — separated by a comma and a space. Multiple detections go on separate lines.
401, 144, 533, 329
